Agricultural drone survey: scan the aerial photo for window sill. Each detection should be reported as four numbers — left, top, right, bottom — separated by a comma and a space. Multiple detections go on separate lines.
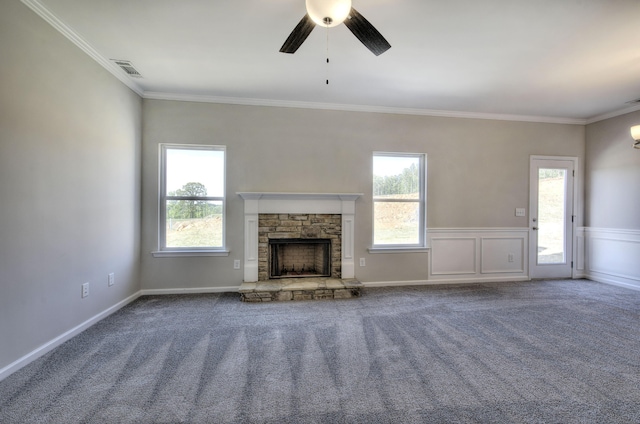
368, 247, 430, 254
151, 249, 230, 258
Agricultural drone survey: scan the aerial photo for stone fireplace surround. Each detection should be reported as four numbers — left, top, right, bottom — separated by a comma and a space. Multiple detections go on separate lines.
264, 217, 339, 280
237, 192, 362, 283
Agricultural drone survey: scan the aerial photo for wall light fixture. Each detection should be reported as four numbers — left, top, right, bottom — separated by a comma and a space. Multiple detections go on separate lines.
631, 125, 640, 149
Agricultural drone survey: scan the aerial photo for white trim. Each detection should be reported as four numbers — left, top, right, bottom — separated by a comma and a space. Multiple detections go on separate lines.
428, 227, 528, 233
363, 276, 530, 288
372, 152, 427, 249
140, 286, 239, 295
158, 144, 227, 254
237, 192, 362, 202
368, 247, 430, 253
585, 274, 640, 292
582, 227, 640, 237
144, 92, 587, 125
363, 280, 430, 287
238, 192, 362, 282
0, 291, 141, 382
151, 250, 230, 257
20, 0, 144, 97
585, 103, 640, 125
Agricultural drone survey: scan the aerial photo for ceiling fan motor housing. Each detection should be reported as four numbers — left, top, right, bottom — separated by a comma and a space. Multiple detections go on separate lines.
305, 0, 352, 27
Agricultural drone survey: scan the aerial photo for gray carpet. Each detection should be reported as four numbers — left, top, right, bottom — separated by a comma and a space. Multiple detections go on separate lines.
1, 279, 640, 423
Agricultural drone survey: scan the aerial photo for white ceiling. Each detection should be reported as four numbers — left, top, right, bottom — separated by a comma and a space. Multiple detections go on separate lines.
25, 0, 640, 123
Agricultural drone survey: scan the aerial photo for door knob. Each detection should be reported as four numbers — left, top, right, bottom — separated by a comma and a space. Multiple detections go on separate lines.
532, 227, 538, 230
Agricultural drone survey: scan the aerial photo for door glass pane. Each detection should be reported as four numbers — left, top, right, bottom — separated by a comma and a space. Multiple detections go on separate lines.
537, 168, 566, 264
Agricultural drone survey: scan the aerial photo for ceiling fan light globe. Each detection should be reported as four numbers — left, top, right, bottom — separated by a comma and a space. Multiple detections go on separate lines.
306, 0, 352, 27
631, 125, 640, 141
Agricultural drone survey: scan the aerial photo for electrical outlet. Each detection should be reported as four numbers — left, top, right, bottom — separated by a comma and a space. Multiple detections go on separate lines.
359, 258, 366, 267
508, 253, 514, 263
233, 260, 241, 270
82, 282, 89, 298
108, 272, 115, 286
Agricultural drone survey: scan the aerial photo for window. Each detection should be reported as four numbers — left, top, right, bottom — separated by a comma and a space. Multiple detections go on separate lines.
372, 152, 426, 249
156, 144, 227, 256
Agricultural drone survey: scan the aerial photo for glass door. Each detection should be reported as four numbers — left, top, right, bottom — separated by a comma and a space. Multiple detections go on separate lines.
529, 157, 575, 279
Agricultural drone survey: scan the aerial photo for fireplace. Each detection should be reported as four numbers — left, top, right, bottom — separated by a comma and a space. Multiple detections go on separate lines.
258, 213, 341, 281
238, 192, 362, 283
269, 238, 331, 279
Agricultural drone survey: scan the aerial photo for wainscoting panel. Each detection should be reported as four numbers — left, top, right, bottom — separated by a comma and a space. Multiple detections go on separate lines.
428, 229, 529, 283
579, 227, 640, 290
481, 237, 525, 274
430, 237, 476, 275
574, 228, 586, 278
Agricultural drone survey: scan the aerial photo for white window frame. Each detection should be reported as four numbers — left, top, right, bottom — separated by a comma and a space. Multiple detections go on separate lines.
152, 144, 229, 257
369, 152, 428, 253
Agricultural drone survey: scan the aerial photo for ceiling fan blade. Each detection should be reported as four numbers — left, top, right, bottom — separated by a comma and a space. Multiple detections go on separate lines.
280, 14, 316, 54
343, 8, 391, 56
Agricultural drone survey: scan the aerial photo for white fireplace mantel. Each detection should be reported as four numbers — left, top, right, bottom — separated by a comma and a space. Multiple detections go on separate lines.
238, 192, 363, 282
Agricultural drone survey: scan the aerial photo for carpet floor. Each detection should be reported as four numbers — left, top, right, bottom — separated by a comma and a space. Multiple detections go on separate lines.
1, 279, 640, 423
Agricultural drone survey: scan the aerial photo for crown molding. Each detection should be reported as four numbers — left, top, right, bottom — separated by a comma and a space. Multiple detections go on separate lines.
143, 91, 587, 125
585, 103, 640, 125
22, 0, 598, 126
21, 0, 144, 97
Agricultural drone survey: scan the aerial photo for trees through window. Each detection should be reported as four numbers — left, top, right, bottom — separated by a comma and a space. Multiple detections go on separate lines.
373, 152, 426, 247
160, 145, 225, 250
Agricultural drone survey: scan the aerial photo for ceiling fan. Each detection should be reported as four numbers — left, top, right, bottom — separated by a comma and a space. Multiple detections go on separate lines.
280, 0, 391, 56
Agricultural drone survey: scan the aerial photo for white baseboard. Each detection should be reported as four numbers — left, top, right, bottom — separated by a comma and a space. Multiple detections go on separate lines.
586, 272, 640, 292
0, 291, 142, 382
363, 276, 531, 288
140, 286, 239, 295
363, 280, 430, 288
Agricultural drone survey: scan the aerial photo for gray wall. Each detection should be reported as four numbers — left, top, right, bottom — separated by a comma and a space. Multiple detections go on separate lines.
0, 1, 142, 372
141, 100, 584, 287
585, 110, 640, 230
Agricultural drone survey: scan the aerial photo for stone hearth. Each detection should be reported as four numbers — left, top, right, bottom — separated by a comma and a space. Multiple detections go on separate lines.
239, 278, 363, 302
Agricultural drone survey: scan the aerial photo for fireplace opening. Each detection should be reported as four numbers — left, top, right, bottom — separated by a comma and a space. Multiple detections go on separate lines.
269, 238, 331, 279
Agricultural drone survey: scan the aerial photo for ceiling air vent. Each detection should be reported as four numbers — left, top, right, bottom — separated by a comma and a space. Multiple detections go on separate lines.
111, 60, 142, 78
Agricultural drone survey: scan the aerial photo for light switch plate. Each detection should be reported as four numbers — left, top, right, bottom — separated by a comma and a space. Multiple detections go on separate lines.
515, 208, 526, 217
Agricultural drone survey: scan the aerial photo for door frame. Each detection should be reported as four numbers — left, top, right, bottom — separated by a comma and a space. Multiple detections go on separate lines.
529, 155, 579, 279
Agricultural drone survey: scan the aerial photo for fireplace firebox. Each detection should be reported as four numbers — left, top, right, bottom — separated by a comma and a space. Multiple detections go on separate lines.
269, 238, 331, 279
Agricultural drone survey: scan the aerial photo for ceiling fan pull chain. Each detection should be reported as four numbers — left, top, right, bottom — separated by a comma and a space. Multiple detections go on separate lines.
326, 24, 330, 85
